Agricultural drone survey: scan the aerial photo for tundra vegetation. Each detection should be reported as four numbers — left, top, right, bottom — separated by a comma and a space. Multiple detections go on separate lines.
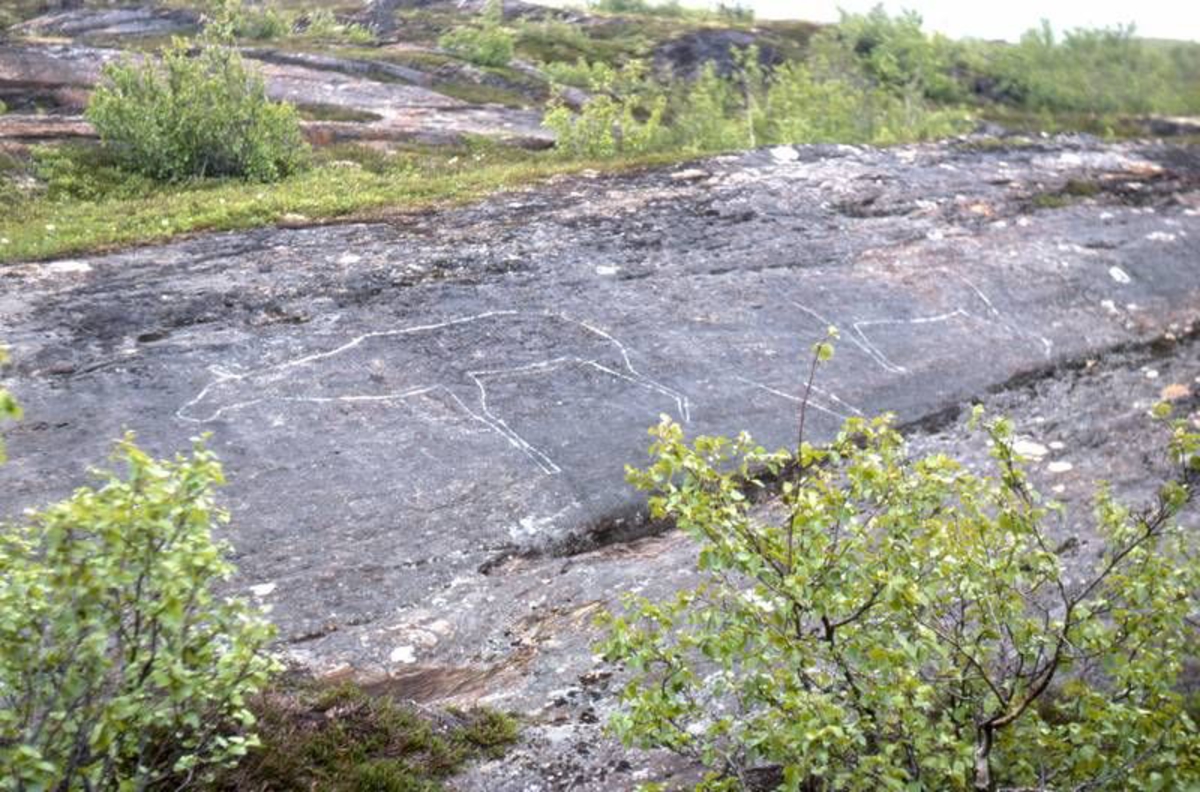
86, 36, 309, 182
1, 1, 1199, 261
2, 1, 1200, 788
0, 376, 518, 790
602, 337, 1200, 791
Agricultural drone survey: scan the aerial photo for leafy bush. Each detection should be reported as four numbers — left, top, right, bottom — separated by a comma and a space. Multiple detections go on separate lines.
205, 0, 292, 40
588, 0, 686, 18
440, 24, 516, 68
602, 338, 1200, 790
545, 46, 970, 158
235, 5, 291, 40
0, 436, 279, 789
715, 3, 753, 23
0, 347, 19, 464
979, 22, 1196, 115
811, 7, 964, 104
86, 38, 308, 182
544, 60, 668, 157
758, 61, 970, 146
439, 1, 514, 68
299, 8, 373, 45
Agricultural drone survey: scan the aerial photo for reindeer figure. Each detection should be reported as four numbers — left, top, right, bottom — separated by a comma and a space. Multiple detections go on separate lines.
177, 310, 689, 474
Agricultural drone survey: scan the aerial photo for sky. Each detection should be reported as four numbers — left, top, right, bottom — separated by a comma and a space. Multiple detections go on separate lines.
742, 0, 1200, 42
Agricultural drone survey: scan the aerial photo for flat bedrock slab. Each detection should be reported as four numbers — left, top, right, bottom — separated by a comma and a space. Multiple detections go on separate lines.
2, 137, 1199, 650
10, 5, 201, 41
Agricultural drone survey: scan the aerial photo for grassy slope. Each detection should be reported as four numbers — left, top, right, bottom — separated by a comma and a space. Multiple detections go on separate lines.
0, 146, 690, 263
0, 4, 747, 263
3, 2, 1196, 263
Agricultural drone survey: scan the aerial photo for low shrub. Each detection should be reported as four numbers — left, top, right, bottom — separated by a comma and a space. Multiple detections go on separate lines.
438, 0, 513, 68
587, 0, 686, 18
299, 8, 373, 45
86, 37, 309, 182
516, 20, 600, 66
235, 5, 291, 40
541, 57, 612, 89
205, 0, 292, 41
544, 60, 668, 157
0, 348, 19, 463
602, 336, 1200, 790
439, 24, 516, 68
0, 436, 279, 789
810, 7, 965, 104
980, 22, 1197, 115
545, 46, 971, 157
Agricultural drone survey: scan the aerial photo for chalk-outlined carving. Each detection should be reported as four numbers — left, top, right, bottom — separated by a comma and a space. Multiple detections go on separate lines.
735, 376, 863, 422
177, 310, 689, 475
791, 274, 1053, 376
736, 274, 1052, 417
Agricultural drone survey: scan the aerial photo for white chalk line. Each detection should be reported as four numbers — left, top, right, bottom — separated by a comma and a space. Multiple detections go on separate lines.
789, 272, 1053, 376
177, 310, 688, 476
735, 376, 862, 421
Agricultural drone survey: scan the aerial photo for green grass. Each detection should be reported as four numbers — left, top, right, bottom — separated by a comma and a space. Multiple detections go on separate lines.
0, 144, 689, 263
430, 81, 533, 108
211, 678, 519, 792
296, 103, 384, 122
977, 107, 1148, 139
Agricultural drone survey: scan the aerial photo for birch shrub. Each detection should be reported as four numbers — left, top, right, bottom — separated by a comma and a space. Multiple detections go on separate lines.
438, 0, 515, 67
0, 437, 279, 790
544, 60, 668, 157
86, 37, 307, 182
602, 339, 1200, 791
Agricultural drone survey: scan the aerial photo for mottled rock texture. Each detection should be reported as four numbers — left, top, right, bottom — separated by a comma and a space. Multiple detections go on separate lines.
2, 136, 1200, 788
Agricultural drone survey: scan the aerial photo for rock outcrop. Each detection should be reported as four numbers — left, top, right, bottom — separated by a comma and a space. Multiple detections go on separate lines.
2, 137, 1199, 788
0, 35, 554, 148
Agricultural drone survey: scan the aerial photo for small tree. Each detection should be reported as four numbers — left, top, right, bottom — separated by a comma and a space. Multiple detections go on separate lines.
603, 334, 1200, 791
0, 436, 279, 789
544, 60, 667, 157
438, 0, 515, 68
86, 36, 307, 182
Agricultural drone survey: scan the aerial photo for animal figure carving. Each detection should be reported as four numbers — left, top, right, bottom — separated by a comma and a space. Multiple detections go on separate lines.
177, 310, 689, 474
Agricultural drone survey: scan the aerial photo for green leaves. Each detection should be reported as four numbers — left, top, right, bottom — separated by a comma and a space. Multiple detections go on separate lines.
545, 60, 669, 159
86, 37, 308, 183
605, 403, 1200, 790
0, 346, 19, 464
812, 326, 839, 364
0, 436, 278, 789
439, 0, 515, 67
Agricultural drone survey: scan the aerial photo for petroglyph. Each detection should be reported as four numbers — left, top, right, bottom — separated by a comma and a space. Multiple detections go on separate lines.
790, 275, 1052, 376
734, 376, 863, 422
177, 310, 690, 474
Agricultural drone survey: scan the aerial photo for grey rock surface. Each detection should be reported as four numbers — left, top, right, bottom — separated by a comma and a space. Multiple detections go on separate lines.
10, 5, 200, 41
2, 137, 1200, 788
653, 27, 785, 80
